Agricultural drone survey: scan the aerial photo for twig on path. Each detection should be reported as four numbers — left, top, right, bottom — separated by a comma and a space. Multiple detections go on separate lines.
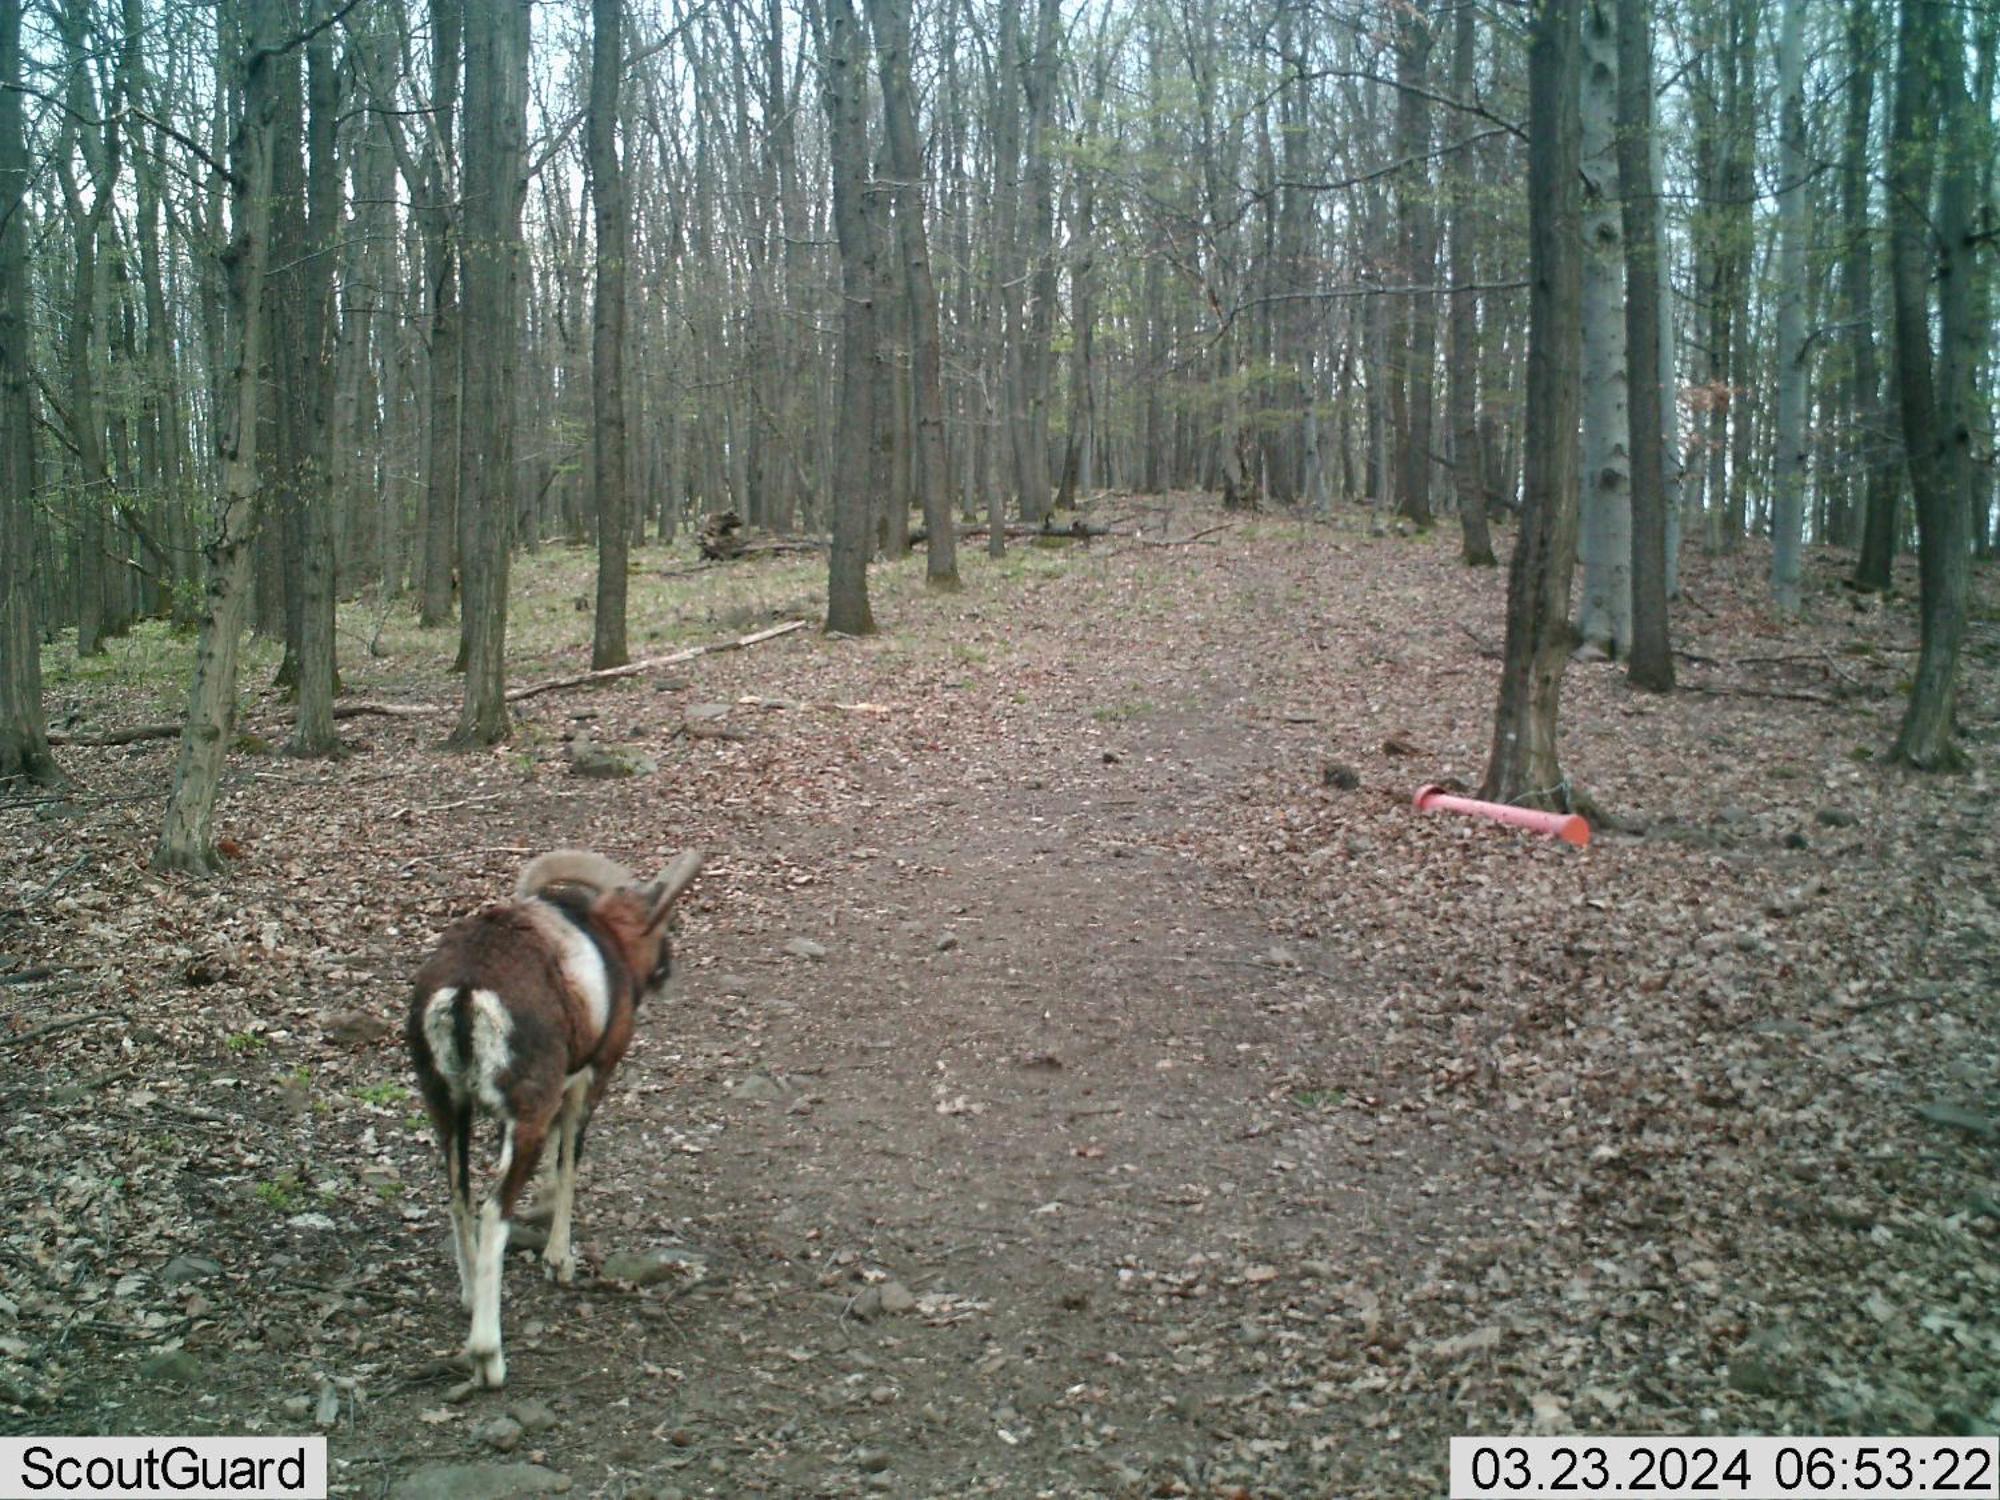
1134, 523, 1234, 547
32, 853, 90, 906
1847, 989, 1951, 1018
0, 1010, 120, 1048
1681, 679, 1844, 708
397, 792, 507, 818
1457, 623, 1501, 659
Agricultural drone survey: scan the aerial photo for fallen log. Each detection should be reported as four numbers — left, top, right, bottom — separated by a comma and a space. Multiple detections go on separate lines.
48, 723, 180, 746
909, 519, 1116, 545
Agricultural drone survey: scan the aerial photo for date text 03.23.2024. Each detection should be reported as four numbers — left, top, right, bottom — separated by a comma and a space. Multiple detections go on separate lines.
1448, 1435, 2000, 1499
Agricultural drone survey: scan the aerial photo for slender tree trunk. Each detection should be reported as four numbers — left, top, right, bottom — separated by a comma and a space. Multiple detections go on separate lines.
451, 0, 530, 743
154, 0, 281, 873
1620, 0, 1673, 689
0, 0, 61, 785
1846, 0, 1897, 592
817, 0, 877, 634
1448, 0, 1495, 566
1576, 0, 1631, 656
417, 0, 461, 628
866, 0, 958, 587
1395, 0, 1437, 528
1482, 0, 1584, 812
589, 0, 630, 668
1769, 0, 1809, 614
291, 8, 340, 755
1888, 0, 1974, 769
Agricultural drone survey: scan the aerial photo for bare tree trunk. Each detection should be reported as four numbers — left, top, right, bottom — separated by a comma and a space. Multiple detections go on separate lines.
1845, 0, 1896, 593
290, 6, 340, 755
451, 0, 529, 744
816, 0, 877, 634
0, 0, 61, 785
589, 0, 630, 668
1888, 0, 1974, 769
417, 0, 461, 628
1448, 0, 1494, 566
55, 0, 121, 658
1769, 0, 1809, 615
1482, 0, 1585, 813
154, 0, 281, 873
1576, 0, 1630, 657
866, 0, 958, 587
1016, 0, 1060, 524
1394, 0, 1437, 528
1620, 0, 1673, 690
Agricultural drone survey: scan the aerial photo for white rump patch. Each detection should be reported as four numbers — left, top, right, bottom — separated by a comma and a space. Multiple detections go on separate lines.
522, 903, 614, 1044
421, 987, 461, 1079
468, 989, 514, 1115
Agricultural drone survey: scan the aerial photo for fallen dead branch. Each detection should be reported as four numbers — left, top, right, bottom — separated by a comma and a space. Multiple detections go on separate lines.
333, 701, 436, 721
48, 723, 180, 746
1682, 679, 1844, 708
1133, 522, 1234, 547
506, 619, 808, 703
910, 519, 1117, 545
0, 1010, 120, 1048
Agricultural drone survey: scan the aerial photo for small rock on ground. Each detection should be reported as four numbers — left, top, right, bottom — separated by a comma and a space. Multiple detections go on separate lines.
388, 1464, 569, 1500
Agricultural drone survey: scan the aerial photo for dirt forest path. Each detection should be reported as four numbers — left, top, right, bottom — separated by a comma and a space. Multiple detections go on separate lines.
3, 500, 1996, 1498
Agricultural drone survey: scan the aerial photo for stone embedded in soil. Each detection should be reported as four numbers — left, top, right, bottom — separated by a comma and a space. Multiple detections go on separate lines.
140, 1350, 201, 1385
1727, 1352, 1785, 1397
509, 1398, 557, 1435
600, 1247, 706, 1286
388, 1463, 568, 1500
568, 738, 657, 779
159, 1254, 222, 1286
730, 1071, 788, 1103
479, 1416, 525, 1453
323, 1009, 394, 1047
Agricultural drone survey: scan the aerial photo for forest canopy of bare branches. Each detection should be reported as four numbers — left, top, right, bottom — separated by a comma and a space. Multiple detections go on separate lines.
0, 0, 1994, 793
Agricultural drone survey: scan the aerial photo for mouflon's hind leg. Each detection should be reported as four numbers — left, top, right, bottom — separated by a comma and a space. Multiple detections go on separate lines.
543, 1074, 591, 1284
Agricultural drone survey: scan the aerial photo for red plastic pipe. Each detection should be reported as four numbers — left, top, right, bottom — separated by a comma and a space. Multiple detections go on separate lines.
1413, 784, 1590, 847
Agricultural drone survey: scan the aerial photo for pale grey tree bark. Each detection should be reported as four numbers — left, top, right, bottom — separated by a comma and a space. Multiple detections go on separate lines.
418, 0, 462, 629
288, 6, 340, 756
816, 0, 877, 634
155, 0, 281, 873
1769, 0, 1809, 615
1394, 0, 1437, 528
0, 0, 61, 786
1576, 0, 1630, 657
866, 0, 958, 587
1483, 0, 1585, 812
451, 0, 530, 744
1888, 0, 1974, 769
1844, 0, 1896, 593
1619, 0, 1673, 690
1447, 0, 1494, 566
589, 0, 631, 668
